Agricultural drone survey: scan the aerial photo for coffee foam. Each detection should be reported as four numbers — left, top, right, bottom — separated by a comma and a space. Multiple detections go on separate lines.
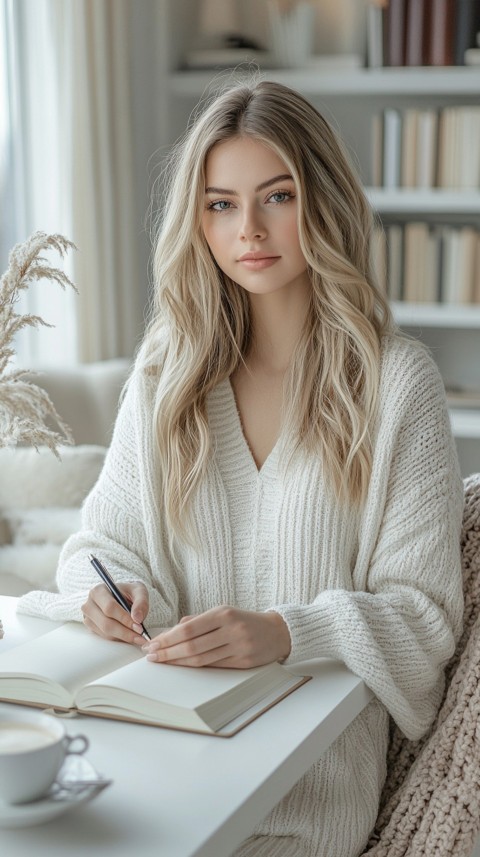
0, 722, 57, 754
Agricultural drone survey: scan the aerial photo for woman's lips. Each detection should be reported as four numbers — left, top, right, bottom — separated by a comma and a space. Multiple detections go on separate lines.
237, 256, 280, 270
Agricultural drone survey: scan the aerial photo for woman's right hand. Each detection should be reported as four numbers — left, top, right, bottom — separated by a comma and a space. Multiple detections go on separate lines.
81, 581, 149, 646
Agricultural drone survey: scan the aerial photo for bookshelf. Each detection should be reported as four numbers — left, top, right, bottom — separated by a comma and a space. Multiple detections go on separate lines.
156, 1, 480, 475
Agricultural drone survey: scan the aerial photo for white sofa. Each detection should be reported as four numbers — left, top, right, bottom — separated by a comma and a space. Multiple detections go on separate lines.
0, 359, 130, 596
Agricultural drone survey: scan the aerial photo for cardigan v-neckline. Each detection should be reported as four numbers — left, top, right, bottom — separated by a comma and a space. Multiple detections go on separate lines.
219, 378, 281, 478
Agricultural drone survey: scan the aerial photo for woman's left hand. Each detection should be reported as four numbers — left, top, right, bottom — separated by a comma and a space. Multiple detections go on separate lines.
143, 606, 291, 668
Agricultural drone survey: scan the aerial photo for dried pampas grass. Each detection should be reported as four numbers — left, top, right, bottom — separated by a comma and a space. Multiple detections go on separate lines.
0, 231, 77, 455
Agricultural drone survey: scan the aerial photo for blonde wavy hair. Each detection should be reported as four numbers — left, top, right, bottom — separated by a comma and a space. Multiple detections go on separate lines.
140, 79, 394, 543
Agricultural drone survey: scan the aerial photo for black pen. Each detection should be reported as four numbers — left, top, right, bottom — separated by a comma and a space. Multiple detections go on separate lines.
88, 553, 152, 641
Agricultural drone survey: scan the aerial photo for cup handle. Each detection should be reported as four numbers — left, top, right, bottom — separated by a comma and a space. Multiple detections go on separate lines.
64, 734, 89, 756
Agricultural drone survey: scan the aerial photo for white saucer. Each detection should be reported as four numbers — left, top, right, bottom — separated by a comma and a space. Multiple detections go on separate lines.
0, 754, 111, 828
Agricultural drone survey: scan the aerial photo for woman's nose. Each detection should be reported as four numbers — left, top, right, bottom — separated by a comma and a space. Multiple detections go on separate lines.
239, 207, 267, 241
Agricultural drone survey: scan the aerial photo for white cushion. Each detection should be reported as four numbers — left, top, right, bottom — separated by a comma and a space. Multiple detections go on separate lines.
3, 507, 82, 546
0, 445, 106, 509
0, 445, 106, 594
0, 545, 63, 590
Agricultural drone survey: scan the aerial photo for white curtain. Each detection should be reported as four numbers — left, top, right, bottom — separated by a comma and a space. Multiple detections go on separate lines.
68, 0, 141, 362
1, 0, 78, 365
1, 0, 142, 364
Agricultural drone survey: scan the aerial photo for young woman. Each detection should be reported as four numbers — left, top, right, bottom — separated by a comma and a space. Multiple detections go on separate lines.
19, 80, 464, 857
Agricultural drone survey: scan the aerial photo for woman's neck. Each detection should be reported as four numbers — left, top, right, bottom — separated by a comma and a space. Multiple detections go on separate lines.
246, 283, 311, 376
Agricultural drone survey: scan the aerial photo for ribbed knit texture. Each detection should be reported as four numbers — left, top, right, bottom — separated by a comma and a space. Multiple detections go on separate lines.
18, 335, 464, 857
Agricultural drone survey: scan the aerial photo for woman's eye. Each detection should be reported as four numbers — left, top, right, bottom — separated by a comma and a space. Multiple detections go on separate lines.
268, 191, 293, 204
208, 200, 232, 211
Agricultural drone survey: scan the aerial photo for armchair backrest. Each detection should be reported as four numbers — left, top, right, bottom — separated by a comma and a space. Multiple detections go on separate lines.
23, 359, 131, 447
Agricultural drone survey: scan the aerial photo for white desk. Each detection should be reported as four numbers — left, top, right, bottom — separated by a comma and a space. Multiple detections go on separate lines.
0, 595, 373, 857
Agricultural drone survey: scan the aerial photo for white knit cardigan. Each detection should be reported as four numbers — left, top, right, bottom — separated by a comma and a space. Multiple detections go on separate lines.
18, 335, 464, 857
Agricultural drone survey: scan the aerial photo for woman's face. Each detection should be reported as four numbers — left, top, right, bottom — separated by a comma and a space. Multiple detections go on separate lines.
202, 137, 310, 299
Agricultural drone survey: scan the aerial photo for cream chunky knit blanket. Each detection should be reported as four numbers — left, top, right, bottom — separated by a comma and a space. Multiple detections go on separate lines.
363, 473, 480, 857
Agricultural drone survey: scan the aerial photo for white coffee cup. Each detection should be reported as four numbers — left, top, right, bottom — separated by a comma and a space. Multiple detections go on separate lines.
0, 709, 89, 804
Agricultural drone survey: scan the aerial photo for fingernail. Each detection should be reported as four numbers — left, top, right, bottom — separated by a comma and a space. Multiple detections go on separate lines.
133, 623, 143, 634
146, 654, 157, 662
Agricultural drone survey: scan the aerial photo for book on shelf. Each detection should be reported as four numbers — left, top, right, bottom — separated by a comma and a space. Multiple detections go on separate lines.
416, 110, 438, 188
403, 222, 439, 303
438, 225, 476, 304
366, 1, 386, 68
371, 225, 388, 294
383, 223, 480, 306
459, 108, 480, 188
475, 232, 480, 303
382, 109, 402, 188
386, 223, 404, 301
428, 0, 455, 65
405, 0, 428, 66
403, 222, 423, 303
401, 109, 419, 188
0, 622, 308, 737
371, 113, 383, 187
374, 0, 480, 66
385, 0, 407, 66
399, 108, 438, 189
455, 226, 477, 303
437, 107, 456, 188
426, 225, 443, 304
438, 107, 480, 189
374, 106, 480, 190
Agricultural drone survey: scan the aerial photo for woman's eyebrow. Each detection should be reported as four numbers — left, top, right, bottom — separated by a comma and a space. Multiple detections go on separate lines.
205, 174, 293, 195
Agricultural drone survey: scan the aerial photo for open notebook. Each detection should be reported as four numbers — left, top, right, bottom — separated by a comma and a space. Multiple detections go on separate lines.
0, 622, 308, 736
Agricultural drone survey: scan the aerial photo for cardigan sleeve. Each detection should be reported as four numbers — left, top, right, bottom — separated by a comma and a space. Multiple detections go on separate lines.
272, 343, 464, 741
17, 369, 180, 627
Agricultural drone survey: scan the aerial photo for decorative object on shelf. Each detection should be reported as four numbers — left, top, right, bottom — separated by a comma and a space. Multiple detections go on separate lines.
184, 0, 366, 71
197, 0, 241, 49
267, 0, 315, 69
0, 232, 76, 455
465, 46, 480, 64
312, 0, 367, 65
464, 27, 480, 63
184, 0, 269, 69
454, 0, 480, 65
